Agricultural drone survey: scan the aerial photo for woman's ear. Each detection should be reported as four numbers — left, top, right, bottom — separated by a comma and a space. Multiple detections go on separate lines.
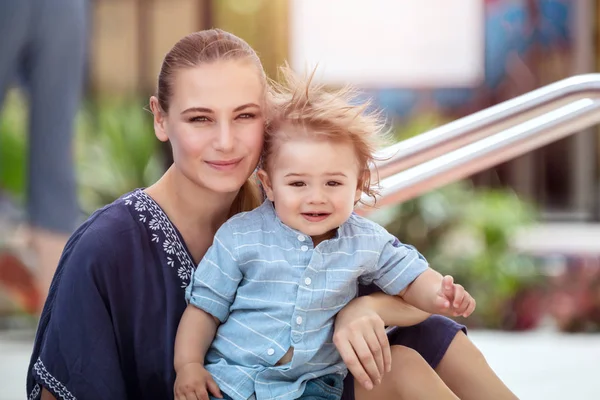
149, 96, 168, 142
257, 169, 275, 201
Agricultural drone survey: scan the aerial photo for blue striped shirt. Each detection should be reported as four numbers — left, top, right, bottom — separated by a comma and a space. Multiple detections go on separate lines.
185, 200, 429, 400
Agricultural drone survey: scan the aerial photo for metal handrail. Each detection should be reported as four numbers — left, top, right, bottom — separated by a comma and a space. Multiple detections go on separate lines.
373, 74, 600, 180
362, 74, 600, 212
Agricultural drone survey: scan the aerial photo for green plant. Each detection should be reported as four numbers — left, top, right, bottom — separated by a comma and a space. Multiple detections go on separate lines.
0, 91, 27, 202
0, 94, 165, 216
370, 114, 542, 329
76, 99, 164, 214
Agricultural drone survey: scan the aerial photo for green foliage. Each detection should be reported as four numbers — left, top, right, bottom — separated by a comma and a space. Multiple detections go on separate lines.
371, 115, 542, 329
0, 94, 164, 215
76, 100, 164, 214
0, 91, 27, 202
372, 181, 540, 328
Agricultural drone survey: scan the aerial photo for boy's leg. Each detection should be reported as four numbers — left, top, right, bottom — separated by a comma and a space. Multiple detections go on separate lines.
300, 373, 344, 400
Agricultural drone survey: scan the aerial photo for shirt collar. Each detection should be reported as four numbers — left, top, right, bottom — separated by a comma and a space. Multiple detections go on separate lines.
260, 199, 342, 242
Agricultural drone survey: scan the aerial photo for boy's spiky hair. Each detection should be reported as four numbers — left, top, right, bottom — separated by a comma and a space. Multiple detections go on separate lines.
263, 64, 388, 205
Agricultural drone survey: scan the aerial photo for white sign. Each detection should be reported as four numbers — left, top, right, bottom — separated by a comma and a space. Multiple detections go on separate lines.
289, 0, 484, 87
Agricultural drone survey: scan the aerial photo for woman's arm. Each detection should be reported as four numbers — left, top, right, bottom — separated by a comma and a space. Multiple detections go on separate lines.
27, 230, 129, 400
333, 292, 430, 392
40, 389, 56, 400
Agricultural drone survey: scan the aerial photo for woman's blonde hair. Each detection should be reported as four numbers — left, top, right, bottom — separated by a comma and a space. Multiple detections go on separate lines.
229, 177, 263, 216
263, 65, 388, 205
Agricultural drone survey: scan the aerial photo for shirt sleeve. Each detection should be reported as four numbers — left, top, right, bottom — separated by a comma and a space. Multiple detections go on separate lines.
27, 229, 128, 400
360, 234, 429, 295
185, 222, 242, 323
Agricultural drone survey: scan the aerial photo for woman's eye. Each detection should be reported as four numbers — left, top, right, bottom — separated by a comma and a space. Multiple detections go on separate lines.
237, 113, 256, 120
189, 116, 210, 123
327, 181, 342, 186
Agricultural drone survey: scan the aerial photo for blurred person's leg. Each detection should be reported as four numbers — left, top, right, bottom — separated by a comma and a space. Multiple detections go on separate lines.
24, 0, 88, 304
435, 331, 519, 400
0, 1, 39, 313
0, 2, 31, 105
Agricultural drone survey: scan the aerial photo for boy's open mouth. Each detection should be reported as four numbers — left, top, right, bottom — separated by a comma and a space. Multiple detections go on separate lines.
301, 213, 330, 222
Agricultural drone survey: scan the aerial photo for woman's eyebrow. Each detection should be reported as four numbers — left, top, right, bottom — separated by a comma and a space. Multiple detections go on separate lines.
181, 106, 213, 115
181, 103, 260, 115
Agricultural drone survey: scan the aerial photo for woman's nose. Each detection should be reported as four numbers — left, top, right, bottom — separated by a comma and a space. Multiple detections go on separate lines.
214, 122, 234, 152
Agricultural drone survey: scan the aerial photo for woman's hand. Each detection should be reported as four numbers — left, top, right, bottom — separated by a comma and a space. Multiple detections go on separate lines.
333, 296, 392, 391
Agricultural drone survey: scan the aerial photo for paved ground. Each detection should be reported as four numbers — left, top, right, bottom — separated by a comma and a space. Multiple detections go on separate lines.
1, 329, 599, 399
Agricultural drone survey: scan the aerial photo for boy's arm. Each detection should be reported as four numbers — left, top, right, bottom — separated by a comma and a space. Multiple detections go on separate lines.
361, 292, 431, 327
369, 235, 475, 318
397, 268, 445, 314
398, 268, 476, 318
174, 305, 220, 372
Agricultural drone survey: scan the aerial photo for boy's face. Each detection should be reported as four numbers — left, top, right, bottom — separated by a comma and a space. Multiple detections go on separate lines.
258, 137, 363, 244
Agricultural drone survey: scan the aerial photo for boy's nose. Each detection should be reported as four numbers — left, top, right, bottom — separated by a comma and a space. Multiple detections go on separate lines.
308, 190, 327, 204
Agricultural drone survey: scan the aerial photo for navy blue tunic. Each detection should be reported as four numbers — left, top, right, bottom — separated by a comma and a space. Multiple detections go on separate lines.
27, 189, 465, 400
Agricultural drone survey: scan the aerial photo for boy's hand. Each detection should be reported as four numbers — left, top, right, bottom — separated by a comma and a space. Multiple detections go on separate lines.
174, 363, 222, 400
435, 275, 476, 318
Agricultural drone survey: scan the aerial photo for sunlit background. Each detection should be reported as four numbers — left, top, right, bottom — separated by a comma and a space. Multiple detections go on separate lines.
1, 1, 600, 399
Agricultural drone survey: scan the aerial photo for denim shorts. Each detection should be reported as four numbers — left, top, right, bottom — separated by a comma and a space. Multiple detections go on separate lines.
212, 373, 344, 400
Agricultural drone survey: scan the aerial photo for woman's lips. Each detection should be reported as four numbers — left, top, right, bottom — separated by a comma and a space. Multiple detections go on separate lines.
205, 158, 242, 171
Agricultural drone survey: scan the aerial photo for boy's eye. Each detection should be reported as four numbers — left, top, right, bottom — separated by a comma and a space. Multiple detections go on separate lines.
289, 181, 305, 187
327, 181, 342, 186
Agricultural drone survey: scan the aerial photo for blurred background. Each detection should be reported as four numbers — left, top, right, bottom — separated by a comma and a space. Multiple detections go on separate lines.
1, 0, 600, 399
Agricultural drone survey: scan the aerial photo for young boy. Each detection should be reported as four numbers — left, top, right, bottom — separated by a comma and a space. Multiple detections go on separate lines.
173, 67, 475, 400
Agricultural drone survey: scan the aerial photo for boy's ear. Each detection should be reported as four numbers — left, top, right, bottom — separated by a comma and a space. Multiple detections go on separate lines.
257, 169, 275, 201
149, 96, 168, 142
354, 187, 362, 205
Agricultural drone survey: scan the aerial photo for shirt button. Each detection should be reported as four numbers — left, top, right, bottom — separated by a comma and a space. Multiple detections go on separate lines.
296, 316, 303, 325
297, 235, 306, 242
305, 277, 312, 285
267, 348, 275, 356
301, 245, 309, 252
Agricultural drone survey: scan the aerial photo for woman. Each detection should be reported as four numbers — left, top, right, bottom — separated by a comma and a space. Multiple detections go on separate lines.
27, 29, 517, 400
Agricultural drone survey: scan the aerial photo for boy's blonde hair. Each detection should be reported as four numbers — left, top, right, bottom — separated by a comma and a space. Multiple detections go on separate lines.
263, 65, 388, 205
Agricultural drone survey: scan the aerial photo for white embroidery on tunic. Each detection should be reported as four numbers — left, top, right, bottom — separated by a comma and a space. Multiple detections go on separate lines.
31, 358, 76, 400
124, 189, 195, 288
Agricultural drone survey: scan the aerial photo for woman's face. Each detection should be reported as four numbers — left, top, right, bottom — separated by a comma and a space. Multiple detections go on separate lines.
153, 60, 265, 195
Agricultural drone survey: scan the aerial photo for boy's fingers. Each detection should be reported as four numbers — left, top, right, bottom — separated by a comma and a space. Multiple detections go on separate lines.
435, 294, 450, 309
452, 285, 465, 309
442, 275, 454, 296
196, 388, 210, 400
455, 292, 471, 314
463, 298, 477, 317
207, 377, 223, 399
